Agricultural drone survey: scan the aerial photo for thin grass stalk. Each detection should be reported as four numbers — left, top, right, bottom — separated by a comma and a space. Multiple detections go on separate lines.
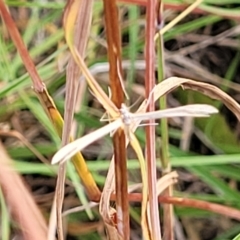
55, 2, 97, 238
145, 0, 162, 239
156, 5, 169, 172
102, 0, 129, 238
55, 165, 65, 240
156, 2, 174, 238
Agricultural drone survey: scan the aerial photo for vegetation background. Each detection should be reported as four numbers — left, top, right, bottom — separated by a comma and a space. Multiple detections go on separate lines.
1, 0, 240, 240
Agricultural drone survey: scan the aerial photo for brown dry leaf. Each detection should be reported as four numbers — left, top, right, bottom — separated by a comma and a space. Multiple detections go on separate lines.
105, 222, 123, 240
99, 159, 117, 236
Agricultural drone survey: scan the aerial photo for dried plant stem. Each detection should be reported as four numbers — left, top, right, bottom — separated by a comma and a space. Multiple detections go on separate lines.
123, 194, 240, 221
157, 31, 174, 240
0, 0, 44, 92
145, 0, 162, 239
102, 0, 129, 238
156, 0, 174, 238
63, 0, 95, 221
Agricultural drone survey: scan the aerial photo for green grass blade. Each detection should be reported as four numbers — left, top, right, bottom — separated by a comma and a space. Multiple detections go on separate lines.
19, 92, 60, 145
187, 166, 240, 201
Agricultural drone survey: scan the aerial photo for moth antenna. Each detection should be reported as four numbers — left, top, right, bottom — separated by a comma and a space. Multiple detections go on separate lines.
116, 58, 129, 100
127, 95, 144, 110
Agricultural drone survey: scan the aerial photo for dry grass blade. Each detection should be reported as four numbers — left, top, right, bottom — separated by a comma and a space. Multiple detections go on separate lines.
78, 60, 240, 94
167, 54, 240, 92
124, 193, 240, 221
156, 172, 179, 196
153, 77, 240, 121
66, 0, 93, 137
150, 172, 178, 240
63, 0, 118, 118
183, 82, 240, 120
129, 133, 150, 240
99, 160, 118, 238
0, 143, 47, 240
54, 1, 98, 239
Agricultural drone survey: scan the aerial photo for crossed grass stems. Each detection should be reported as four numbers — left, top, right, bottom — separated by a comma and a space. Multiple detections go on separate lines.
52, 73, 219, 239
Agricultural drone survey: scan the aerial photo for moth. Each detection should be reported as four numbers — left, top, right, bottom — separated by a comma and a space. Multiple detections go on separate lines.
52, 103, 218, 164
